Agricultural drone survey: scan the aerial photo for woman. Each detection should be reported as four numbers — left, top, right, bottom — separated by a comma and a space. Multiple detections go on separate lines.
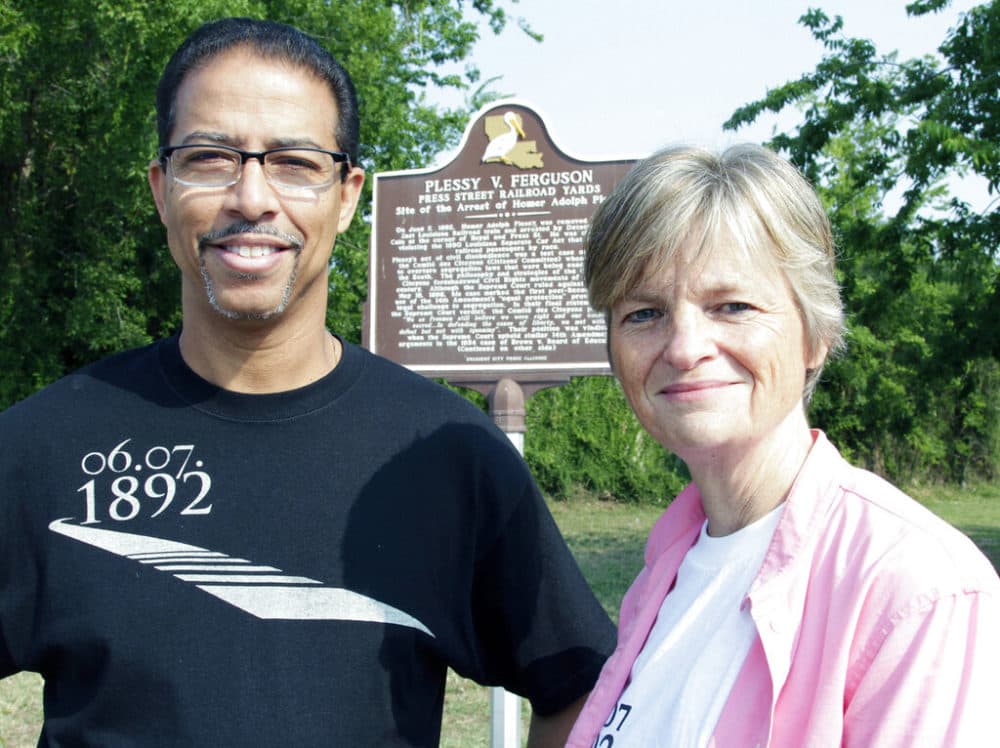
567, 144, 999, 747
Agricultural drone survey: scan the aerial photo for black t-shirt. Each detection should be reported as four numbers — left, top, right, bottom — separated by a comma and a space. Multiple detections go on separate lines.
0, 337, 615, 746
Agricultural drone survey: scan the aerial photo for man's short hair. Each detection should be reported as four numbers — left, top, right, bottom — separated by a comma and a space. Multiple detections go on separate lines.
155, 17, 360, 168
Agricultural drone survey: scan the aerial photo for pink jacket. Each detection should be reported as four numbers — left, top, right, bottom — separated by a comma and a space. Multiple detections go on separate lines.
568, 431, 999, 747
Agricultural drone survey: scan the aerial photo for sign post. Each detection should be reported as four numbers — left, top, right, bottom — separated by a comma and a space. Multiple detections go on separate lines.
365, 100, 636, 747
486, 376, 526, 748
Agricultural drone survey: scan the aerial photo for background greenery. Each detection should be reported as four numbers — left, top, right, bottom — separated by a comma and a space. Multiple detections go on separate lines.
725, 0, 1000, 485
532, 0, 1000, 493
3, 0, 998, 499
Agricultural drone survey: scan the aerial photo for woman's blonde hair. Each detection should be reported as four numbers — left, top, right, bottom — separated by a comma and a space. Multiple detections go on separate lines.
584, 143, 845, 401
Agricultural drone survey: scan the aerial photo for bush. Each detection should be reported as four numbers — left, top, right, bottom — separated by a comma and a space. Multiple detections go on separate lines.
524, 376, 687, 504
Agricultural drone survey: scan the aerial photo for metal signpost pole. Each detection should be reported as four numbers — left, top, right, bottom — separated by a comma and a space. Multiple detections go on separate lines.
487, 378, 526, 748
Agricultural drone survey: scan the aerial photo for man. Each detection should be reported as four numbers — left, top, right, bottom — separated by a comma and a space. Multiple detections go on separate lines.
0, 18, 615, 746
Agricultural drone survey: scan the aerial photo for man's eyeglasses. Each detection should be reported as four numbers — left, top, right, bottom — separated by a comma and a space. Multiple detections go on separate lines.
158, 144, 351, 191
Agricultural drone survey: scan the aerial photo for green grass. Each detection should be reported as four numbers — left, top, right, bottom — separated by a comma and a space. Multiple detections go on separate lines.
907, 482, 1000, 571
3, 489, 997, 747
546, 498, 664, 621
0, 672, 42, 748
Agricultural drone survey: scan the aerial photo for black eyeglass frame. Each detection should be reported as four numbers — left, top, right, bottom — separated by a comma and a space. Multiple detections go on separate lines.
157, 143, 352, 187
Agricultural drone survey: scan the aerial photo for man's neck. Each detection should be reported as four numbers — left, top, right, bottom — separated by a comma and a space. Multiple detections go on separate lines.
178, 313, 340, 394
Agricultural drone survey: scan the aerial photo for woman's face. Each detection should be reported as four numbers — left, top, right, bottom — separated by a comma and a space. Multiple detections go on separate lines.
608, 226, 825, 464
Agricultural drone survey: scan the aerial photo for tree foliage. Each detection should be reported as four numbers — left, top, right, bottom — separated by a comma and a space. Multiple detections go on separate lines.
0, 0, 529, 408
727, 0, 1000, 482
7, 1, 999, 500
530, 1, 1000, 498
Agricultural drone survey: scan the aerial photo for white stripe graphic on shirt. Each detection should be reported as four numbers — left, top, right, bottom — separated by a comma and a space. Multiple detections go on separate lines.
48, 518, 433, 635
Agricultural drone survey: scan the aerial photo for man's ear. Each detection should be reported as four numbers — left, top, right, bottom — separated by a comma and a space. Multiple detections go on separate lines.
336, 166, 365, 233
148, 159, 168, 225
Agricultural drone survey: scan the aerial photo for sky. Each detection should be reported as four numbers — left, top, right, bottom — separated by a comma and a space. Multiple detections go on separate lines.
428, 0, 983, 174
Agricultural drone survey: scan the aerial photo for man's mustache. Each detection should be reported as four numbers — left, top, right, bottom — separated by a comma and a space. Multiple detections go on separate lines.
198, 222, 303, 251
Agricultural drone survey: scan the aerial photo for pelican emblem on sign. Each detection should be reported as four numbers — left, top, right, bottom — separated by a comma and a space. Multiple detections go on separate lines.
480, 111, 543, 168
482, 111, 526, 163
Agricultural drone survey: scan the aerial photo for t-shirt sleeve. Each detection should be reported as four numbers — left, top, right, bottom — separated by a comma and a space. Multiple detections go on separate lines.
467, 478, 617, 716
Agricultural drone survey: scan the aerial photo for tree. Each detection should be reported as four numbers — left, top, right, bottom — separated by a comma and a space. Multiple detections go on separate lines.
726, 0, 1000, 481
0, 0, 533, 408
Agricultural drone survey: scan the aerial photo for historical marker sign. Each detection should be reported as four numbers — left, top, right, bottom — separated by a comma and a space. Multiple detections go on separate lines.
365, 101, 636, 386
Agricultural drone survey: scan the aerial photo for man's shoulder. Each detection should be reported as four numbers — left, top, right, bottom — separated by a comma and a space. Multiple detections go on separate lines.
342, 343, 526, 468
345, 342, 490, 418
